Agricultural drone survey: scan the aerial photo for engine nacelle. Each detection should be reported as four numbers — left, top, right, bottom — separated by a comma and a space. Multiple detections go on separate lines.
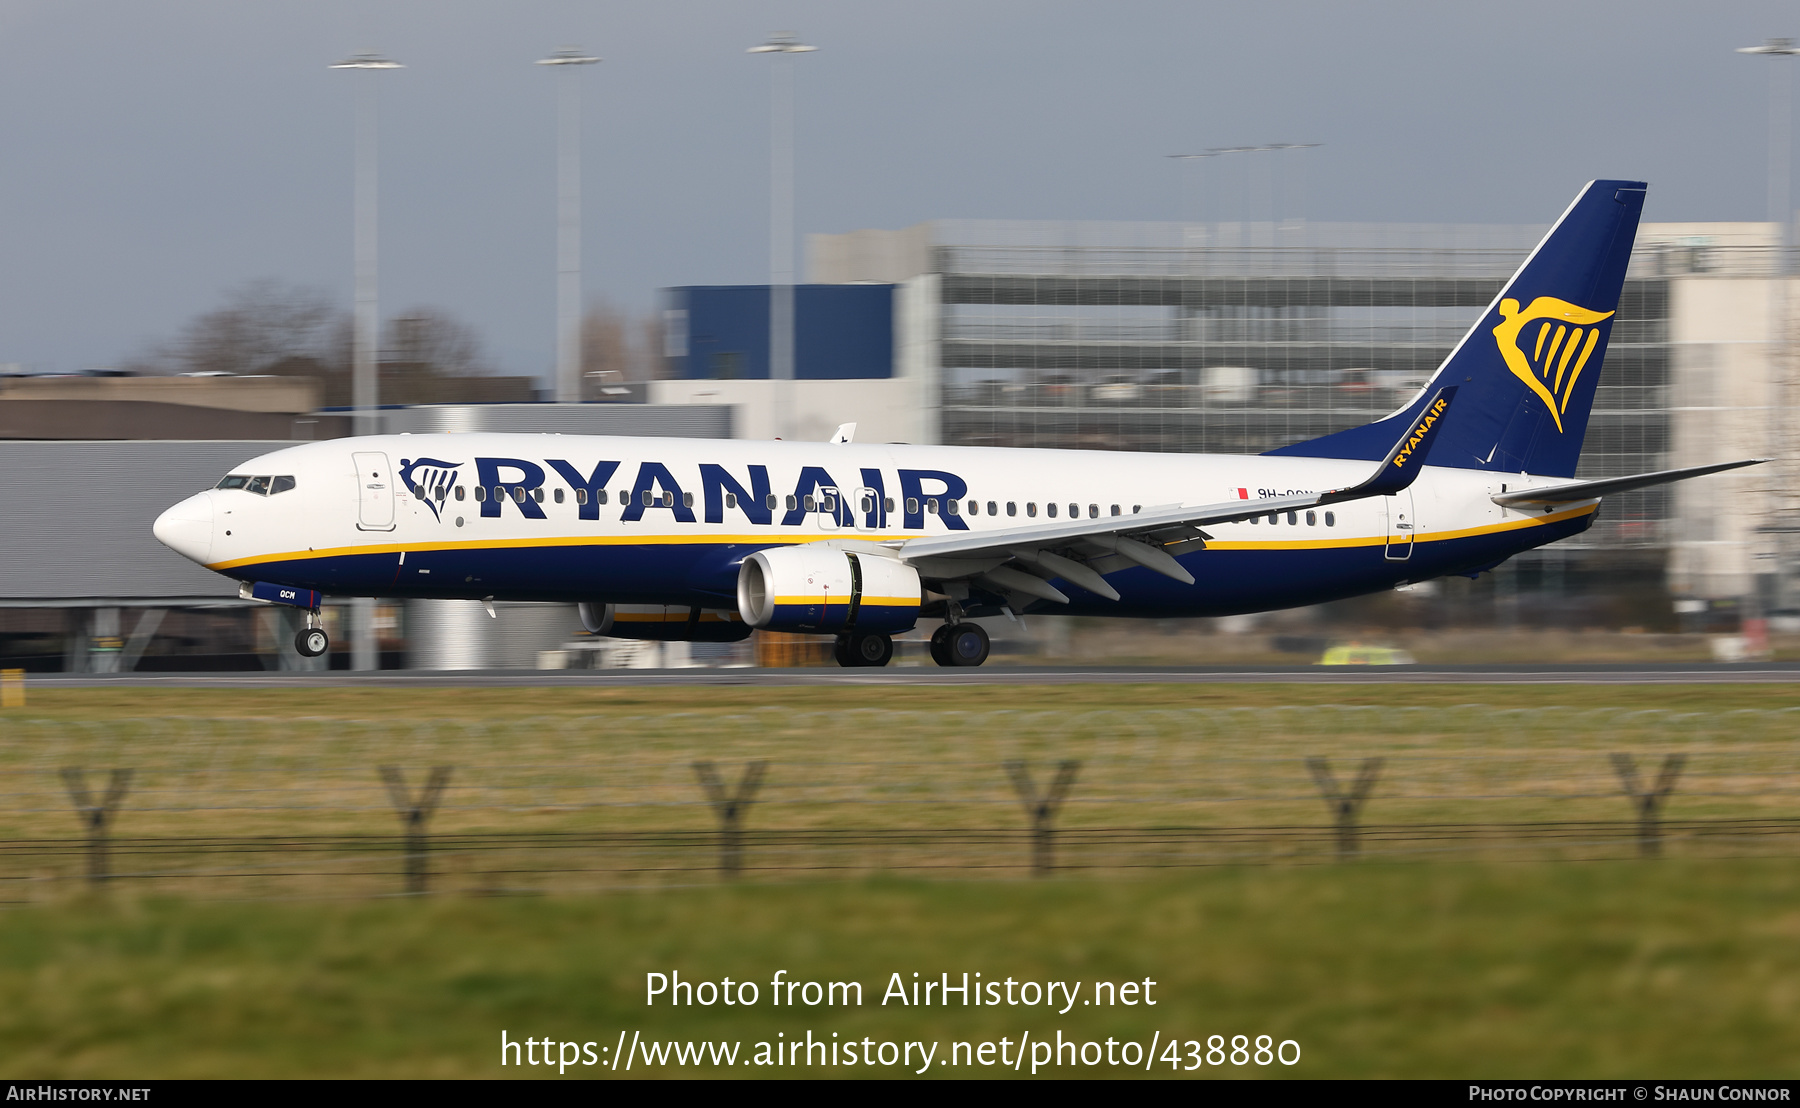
736, 546, 921, 635
577, 602, 752, 642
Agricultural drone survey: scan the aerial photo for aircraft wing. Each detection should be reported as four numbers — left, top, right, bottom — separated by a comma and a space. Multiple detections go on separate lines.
1491, 458, 1765, 508
890, 388, 1457, 604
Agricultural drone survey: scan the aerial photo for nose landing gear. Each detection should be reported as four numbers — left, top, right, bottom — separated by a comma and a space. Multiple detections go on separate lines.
294, 609, 329, 659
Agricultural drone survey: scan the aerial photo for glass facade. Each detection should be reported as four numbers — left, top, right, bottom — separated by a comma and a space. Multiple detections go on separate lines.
929, 220, 1672, 550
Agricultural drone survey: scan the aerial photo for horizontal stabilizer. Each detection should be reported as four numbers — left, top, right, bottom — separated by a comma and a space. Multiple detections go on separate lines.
1492, 458, 1766, 508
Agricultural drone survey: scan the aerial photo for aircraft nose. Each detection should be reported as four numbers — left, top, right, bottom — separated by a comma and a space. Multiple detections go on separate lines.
153, 491, 214, 565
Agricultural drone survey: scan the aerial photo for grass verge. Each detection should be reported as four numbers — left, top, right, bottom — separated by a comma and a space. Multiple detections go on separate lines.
2, 859, 1796, 1079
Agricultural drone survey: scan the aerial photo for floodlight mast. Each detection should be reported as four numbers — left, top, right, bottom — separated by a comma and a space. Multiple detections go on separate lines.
749, 32, 817, 438
329, 53, 403, 438
330, 52, 401, 675
537, 48, 601, 404
1739, 39, 1800, 275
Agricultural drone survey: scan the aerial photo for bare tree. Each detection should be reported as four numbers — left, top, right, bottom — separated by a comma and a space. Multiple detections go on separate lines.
124, 279, 346, 378
384, 307, 489, 377
581, 299, 667, 391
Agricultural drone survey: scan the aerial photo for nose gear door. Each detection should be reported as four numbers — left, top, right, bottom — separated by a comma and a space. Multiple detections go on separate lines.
353, 451, 397, 532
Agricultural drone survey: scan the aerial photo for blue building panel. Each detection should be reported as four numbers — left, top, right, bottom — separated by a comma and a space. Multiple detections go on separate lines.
667, 284, 895, 380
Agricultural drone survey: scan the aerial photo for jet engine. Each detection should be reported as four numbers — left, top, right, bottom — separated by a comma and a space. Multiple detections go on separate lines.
736, 546, 921, 635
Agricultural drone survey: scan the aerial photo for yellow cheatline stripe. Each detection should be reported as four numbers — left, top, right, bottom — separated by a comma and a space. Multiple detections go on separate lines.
1203, 502, 1596, 551
859, 596, 921, 606
207, 502, 1598, 572
207, 531, 911, 572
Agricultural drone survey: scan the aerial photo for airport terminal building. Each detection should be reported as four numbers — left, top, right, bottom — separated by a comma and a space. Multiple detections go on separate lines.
780, 218, 1797, 608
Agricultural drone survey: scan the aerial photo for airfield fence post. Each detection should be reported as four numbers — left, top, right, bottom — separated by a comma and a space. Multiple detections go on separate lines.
1306, 756, 1384, 859
693, 760, 768, 878
379, 766, 453, 894
60, 768, 132, 884
1004, 759, 1081, 876
1610, 753, 1685, 857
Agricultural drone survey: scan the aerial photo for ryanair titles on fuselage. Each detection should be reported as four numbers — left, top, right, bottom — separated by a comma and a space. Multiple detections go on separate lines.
403, 453, 983, 531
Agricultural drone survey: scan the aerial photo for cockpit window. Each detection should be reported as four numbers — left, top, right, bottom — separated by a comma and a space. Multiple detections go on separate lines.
216, 475, 250, 490
270, 475, 296, 495
245, 476, 271, 496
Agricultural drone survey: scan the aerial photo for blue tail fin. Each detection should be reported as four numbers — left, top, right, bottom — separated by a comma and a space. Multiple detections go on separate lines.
1266, 179, 1646, 478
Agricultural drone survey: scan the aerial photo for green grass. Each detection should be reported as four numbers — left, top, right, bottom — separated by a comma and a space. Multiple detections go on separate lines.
2, 860, 1798, 1078
4, 685, 1799, 1077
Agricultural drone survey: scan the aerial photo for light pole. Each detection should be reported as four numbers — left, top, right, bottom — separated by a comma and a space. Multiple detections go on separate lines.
1738, 39, 1800, 273
1737, 39, 1800, 632
329, 52, 403, 437
749, 31, 816, 438
331, 51, 401, 674
538, 47, 600, 404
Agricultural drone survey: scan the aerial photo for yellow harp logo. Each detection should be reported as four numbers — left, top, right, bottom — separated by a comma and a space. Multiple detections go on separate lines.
1492, 297, 1614, 433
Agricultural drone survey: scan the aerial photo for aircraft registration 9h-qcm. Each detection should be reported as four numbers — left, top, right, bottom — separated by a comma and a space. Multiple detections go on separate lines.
153, 180, 1760, 668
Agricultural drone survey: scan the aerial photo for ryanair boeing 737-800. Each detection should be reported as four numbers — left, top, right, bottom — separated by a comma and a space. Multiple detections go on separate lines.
151, 180, 1759, 667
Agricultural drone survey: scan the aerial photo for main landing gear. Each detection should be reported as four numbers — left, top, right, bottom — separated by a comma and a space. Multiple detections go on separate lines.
834, 630, 894, 668
294, 610, 329, 659
929, 621, 990, 668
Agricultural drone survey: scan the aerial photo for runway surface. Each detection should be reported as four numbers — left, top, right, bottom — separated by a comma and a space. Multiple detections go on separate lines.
25, 662, 1800, 687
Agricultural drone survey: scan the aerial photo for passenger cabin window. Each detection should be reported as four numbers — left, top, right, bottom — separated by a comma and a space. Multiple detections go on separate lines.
1089, 504, 1098, 519
554, 488, 564, 504
1007, 502, 1017, 517
1047, 503, 1058, 518
926, 498, 939, 514
988, 501, 998, 516
1306, 511, 1316, 526
1287, 511, 1297, 525
727, 492, 739, 509
1069, 503, 1079, 518
767, 494, 779, 510
574, 489, 587, 505
474, 487, 487, 503
906, 497, 919, 515
683, 492, 695, 508
804, 495, 817, 512
643, 491, 654, 507
216, 475, 250, 490
1324, 511, 1336, 527
513, 487, 526, 503
966, 500, 977, 516
533, 488, 545, 503
1026, 503, 1037, 517
884, 497, 895, 512
1110, 504, 1120, 516
455, 486, 466, 501
661, 492, 674, 507
594, 489, 606, 505
859, 495, 873, 513
787, 495, 799, 511
945, 499, 959, 516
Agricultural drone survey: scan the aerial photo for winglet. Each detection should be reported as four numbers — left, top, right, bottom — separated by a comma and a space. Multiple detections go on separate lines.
1320, 386, 1457, 504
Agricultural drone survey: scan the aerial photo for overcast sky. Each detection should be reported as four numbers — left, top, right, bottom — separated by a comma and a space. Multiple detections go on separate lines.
1, 0, 1797, 380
